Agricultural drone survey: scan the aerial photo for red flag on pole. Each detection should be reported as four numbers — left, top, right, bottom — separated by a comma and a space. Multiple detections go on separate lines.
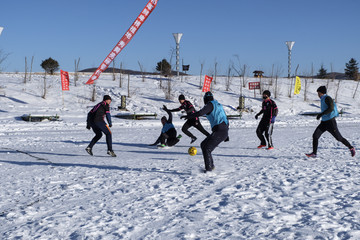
60, 70, 70, 91
202, 75, 213, 92
86, 0, 158, 85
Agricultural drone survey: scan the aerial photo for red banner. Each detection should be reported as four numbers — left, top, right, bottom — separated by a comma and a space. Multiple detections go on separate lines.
202, 75, 213, 92
86, 0, 158, 85
248, 82, 260, 90
60, 70, 70, 91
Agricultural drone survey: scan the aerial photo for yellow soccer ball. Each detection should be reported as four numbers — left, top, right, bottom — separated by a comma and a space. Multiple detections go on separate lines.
188, 146, 197, 156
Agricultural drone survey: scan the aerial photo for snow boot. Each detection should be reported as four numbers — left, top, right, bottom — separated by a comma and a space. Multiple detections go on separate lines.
190, 137, 197, 144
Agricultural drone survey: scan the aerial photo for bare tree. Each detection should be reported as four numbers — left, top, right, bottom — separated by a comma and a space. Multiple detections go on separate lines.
138, 61, 145, 82
42, 72, 47, 99
311, 63, 314, 83
225, 65, 232, 91
29, 56, 34, 82
353, 75, 360, 99
112, 60, 116, 81
241, 64, 248, 88
127, 74, 130, 97
119, 62, 123, 88
24, 57, 28, 84
163, 75, 172, 100
91, 85, 96, 102
335, 79, 341, 102
214, 61, 218, 85
74, 57, 80, 86
0, 49, 10, 72
274, 65, 283, 99
199, 61, 205, 89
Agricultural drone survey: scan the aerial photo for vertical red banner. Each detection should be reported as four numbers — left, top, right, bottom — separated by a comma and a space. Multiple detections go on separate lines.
60, 70, 70, 91
202, 75, 213, 92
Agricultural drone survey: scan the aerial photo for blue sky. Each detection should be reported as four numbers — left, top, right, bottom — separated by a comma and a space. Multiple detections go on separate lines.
0, 0, 359, 76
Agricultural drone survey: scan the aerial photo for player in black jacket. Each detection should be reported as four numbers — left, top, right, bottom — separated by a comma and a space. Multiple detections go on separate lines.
255, 90, 278, 150
165, 94, 210, 144
86, 95, 116, 157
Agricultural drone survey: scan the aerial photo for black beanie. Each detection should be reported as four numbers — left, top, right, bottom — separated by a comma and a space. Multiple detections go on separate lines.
103, 95, 112, 101
317, 86, 327, 94
178, 94, 185, 101
203, 91, 214, 104
263, 90, 271, 97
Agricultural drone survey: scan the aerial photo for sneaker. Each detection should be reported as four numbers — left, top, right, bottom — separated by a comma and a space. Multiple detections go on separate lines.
85, 147, 93, 156
257, 145, 266, 149
107, 150, 117, 157
190, 137, 197, 144
350, 147, 356, 157
267, 147, 274, 150
305, 152, 317, 158
157, 144, 166, 148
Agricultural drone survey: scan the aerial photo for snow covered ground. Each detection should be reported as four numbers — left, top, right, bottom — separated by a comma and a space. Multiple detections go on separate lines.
0, 73, 359, 239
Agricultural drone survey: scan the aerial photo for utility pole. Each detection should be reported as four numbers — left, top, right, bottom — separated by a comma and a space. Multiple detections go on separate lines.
285, 41, 295, 78
172, 33, 183, 76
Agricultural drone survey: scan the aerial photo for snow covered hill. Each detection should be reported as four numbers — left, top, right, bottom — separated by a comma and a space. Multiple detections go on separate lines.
0, 73, 359, 239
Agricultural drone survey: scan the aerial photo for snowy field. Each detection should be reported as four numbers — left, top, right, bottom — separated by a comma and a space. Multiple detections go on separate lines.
0, 73, 359, 239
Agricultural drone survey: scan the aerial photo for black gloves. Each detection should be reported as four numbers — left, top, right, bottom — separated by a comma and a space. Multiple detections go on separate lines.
109, 124, 112, 127
180, 115, 188, 120
255, 114, 259, 120
162, 105, 168, 111
316, 113, 323, 120
86, 124, 91, 130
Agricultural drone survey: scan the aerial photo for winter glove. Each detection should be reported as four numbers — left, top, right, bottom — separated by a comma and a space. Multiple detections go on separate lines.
180, 115, 188, 120
108, 124, 112, 128
316, 113, 323, 120
162, 105, 168, 111
255, 114, 259, 120
271, 116, 276, 123
86, 124, 91, 130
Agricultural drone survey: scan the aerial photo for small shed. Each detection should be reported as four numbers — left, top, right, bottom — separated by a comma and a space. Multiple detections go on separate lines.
253, 70, 264, 78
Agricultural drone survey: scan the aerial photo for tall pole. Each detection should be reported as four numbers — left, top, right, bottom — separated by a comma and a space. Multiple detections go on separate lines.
285, 41, 295, 78
173, 33, 183, 76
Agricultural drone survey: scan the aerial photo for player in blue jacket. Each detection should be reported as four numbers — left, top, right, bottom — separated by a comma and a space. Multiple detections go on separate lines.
182, 92, 229, 173
306, 86, 355, 158
150, 106, 180, 148
86, 95, 116, 157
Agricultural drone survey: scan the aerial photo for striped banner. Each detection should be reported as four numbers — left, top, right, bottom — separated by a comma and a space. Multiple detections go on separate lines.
86, 0, 158, 84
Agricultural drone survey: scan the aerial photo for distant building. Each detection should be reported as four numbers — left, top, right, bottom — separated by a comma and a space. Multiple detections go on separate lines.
253, 70, 264, 78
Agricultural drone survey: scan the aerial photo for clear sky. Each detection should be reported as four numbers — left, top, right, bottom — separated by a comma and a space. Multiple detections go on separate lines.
0, 0, 359, 76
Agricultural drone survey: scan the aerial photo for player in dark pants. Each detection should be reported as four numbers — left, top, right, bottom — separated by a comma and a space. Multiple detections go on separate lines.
182, 92, 229, 173
166, 94, 210, 144
150, 106, 180, 148
306, 86, 355, 158
86, 95, 116, 157
255, 90, 278, 150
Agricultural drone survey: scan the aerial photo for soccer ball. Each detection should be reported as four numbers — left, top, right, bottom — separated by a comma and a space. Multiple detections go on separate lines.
188, 146, 197, 156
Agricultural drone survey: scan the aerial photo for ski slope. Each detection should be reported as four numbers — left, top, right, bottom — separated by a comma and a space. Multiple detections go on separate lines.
0, 73, 359, 239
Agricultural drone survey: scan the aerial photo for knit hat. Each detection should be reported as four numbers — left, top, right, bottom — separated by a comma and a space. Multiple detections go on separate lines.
103, 95, 112, 101
317, 86, 327, 94
203, 91, 214, 104
178, 94, 185, 101
263, 90, 271, 97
